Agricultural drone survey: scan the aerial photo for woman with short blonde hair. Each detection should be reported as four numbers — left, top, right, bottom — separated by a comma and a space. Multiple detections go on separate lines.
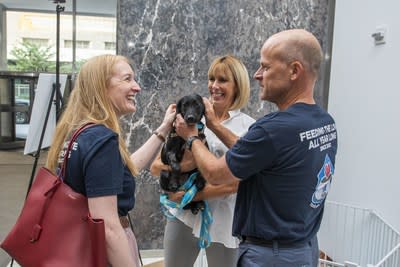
151, 55, 255, 267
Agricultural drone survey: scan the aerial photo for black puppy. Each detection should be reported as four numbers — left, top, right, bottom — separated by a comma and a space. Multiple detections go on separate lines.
160, 93, 207, 214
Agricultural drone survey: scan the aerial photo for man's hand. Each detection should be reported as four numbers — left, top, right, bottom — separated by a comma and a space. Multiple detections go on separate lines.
175, 114, 198, 140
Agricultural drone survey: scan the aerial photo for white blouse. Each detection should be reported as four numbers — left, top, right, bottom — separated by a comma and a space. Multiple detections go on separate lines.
173, 109, 255, 248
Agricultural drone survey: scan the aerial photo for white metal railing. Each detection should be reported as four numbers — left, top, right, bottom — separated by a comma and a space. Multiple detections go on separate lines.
319, 201, 400, 267
374, 242, 400, 267
194, 200, 400, 267
320, 259, 345, 267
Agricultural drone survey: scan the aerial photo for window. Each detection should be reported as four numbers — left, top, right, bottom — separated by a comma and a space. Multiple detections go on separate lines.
64, 40, 90, 49
22, 38, 49, 46
15, 84, 30, 99
64, 40, 72, 48
104, 42, 116, 50
7, 11, 116, 64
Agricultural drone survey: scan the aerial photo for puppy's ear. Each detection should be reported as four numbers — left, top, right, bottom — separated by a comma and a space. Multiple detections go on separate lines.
194, 94, 203, 102
176, 97, 183, 115
195, 94, 206, 116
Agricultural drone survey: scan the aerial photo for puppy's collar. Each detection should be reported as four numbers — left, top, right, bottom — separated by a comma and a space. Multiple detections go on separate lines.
196, 122, 205, 131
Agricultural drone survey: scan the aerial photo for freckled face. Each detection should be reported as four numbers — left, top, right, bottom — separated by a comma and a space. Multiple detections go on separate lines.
208, 69, 236, 110
107, 60, 141, 116
253, 43, 291, 104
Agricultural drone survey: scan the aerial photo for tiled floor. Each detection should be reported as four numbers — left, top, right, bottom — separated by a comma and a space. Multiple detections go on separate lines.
6, 254, 164, 267
0, 149, 214, 267
0, 149, 168, 267
0, 149, 45, 267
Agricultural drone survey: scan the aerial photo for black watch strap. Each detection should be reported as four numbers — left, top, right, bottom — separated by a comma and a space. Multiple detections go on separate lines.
186, 136, 201, 151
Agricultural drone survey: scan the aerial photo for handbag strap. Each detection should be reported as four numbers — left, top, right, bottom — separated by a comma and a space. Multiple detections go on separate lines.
59, 123, 95, 180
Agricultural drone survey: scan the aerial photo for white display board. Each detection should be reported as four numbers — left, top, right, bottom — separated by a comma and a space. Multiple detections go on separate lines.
24, 73, 67, 155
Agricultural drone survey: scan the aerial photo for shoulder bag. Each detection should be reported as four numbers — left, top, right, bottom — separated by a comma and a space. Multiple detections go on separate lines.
1, 123, 107, 267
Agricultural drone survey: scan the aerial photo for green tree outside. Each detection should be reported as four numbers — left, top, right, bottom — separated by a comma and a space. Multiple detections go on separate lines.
7, 41, 85, 73
8, 41, 55, 72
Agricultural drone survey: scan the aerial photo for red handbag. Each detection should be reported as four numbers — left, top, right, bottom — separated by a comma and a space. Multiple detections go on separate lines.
1, 124, 107, 267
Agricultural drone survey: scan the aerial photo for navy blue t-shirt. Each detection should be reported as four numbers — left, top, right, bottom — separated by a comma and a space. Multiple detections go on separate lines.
60, 124, 136, 216
226, 103, 337, 244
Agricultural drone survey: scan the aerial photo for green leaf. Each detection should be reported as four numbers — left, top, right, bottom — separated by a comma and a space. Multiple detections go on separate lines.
8, 41, 55, 72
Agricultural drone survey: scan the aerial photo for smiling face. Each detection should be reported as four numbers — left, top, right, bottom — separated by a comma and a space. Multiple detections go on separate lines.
208, 67, 236, 112
107, 60, 141, 116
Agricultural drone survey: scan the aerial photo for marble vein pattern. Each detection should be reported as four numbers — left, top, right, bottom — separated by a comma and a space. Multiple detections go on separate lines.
117, 0, 332, 249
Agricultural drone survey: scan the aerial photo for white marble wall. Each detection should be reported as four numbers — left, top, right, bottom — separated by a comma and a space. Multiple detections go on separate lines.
117, 0, 334, 249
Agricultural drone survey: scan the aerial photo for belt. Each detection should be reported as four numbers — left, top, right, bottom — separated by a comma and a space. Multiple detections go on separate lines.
119, 216, 130, 229
241, 236, 307, 249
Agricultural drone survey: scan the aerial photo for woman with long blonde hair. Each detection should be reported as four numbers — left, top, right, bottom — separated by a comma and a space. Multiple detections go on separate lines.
46, 54, 175, 267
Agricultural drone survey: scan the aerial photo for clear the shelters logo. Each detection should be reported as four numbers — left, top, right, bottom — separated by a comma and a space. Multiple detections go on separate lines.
310, 154, 334, 208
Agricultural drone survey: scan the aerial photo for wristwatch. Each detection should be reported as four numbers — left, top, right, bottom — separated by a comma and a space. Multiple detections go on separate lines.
186, 136, 201, 151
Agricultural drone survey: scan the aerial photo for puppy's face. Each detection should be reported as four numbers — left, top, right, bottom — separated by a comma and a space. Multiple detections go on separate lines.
176, 94, 205, 125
